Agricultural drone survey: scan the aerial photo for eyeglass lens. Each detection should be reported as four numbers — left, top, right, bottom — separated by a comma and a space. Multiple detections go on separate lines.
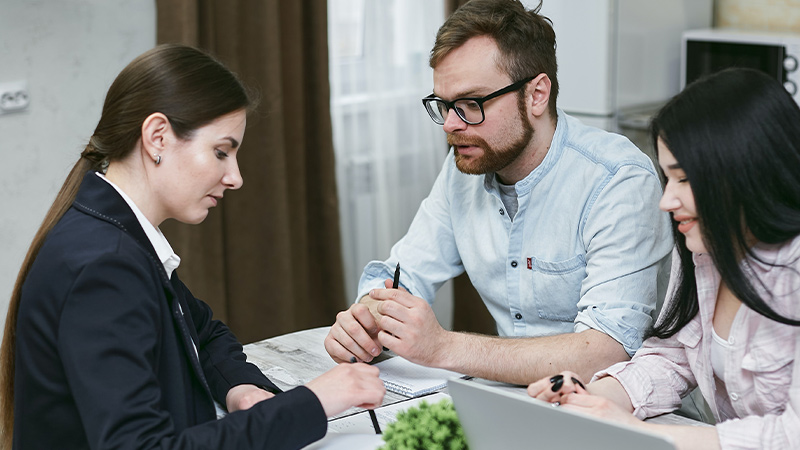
427, 99, 483, 125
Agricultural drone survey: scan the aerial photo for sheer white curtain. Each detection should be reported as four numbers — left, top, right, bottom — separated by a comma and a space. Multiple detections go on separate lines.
328, 0, 452, 325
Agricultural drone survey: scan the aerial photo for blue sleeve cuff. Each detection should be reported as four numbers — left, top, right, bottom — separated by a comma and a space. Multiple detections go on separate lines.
356, 260, 414, 303
575, 304, 653, 356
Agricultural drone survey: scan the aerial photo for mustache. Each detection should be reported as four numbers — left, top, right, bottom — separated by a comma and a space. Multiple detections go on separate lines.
447, 133, 486, 148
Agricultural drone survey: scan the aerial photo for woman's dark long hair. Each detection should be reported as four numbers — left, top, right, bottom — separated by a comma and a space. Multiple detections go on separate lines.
649, 67, 800, 339
0, 44, 255, 449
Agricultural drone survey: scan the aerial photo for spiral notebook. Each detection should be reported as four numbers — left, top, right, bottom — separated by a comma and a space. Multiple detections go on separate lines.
374, 356, 464, 397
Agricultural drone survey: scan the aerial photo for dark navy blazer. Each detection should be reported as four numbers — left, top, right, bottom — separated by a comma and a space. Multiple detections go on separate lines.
13, 172, 326, 449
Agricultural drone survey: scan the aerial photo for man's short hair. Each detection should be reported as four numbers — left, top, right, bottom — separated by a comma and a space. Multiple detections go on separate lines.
430, 0, 559, 118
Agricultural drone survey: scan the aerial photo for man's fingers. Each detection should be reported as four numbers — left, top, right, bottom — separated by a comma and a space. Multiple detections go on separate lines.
333, 323, 381, 360
369, 288, 419, 309
350, 303, 380, 336
377, 313, 405, 339
383, 277, 409, 292
327, 327, 373, 362
330, 311, 382, 359
377, 329, 400, 353
376, 299, 411, 324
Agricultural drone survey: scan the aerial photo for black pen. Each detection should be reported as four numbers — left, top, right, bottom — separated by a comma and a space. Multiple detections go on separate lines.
359, 262, 398, 434
349, 356, 382, 434
368, 407, 382, 434
392, 262, 400, 289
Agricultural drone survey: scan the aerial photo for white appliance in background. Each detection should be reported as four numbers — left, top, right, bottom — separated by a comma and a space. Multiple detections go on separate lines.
526, 0, 713, 159
682, 28, 800, 104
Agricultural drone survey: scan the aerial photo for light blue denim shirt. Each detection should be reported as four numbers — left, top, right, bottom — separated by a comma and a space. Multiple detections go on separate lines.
358, 110, 673, 356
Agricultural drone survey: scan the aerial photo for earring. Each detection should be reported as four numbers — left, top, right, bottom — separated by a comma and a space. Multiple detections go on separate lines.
154, 154, 162, 165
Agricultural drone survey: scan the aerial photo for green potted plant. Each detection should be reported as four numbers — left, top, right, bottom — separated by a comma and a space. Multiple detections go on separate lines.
378, 399, 469, 450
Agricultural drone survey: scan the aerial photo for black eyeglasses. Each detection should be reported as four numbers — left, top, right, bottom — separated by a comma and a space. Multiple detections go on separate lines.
422, 76, 535, 125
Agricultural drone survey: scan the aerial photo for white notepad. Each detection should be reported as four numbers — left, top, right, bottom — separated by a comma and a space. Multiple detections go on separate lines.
374, 356, 464, 397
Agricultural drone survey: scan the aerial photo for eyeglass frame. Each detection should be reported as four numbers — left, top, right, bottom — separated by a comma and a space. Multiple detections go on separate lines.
421, 75, 536, 126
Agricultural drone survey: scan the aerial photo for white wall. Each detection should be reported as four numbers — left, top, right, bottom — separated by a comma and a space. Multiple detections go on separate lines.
0, 0, 156, 335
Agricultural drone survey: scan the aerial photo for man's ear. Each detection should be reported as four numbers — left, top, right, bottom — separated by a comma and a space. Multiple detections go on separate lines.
526, 73, 551, 118
140, 112, 171, 164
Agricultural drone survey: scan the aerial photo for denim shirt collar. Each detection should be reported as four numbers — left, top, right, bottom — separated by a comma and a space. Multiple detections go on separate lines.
483, 108, 566, 197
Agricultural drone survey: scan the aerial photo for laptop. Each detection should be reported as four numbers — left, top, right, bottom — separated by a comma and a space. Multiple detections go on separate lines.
448, 378, 676, 450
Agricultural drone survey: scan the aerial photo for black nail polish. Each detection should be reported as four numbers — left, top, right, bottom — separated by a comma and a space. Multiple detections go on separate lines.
551, 378, 564, 392
350, 356, 357, 363
571, 377, 585, 390
549, 374, 564, 383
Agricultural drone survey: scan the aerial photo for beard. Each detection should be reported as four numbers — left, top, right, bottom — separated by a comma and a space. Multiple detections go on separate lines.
447, 97, 534, 175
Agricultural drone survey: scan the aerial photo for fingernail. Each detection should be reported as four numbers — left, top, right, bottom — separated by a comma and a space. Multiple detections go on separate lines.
551, 378, 564, 392
372, 348, 381, 356
350, 356, 357, 363
571, 377, 585, 390
549, 374, 564, 383
551, 401, 560, 407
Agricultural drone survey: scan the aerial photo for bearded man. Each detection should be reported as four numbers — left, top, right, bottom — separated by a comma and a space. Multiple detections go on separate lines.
324, 0, 672, 384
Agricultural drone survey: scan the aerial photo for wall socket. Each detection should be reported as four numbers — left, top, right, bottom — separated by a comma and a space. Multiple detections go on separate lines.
0, 80, 30, 115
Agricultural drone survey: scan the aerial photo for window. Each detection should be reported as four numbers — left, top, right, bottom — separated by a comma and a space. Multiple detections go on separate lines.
328, 0, 447, 305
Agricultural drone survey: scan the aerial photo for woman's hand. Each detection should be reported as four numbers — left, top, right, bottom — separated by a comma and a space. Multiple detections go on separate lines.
529, 371, 640, 428
305, 362, 386, 417
225, 384, 276, 412
559, 392, 642, 427
527, 370, 587, 403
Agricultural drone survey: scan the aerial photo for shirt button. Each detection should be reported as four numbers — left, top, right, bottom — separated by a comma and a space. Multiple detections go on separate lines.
730, 393, 739, 401
499, 208, 505, 215
728, 336, 735, 345
515, 313, 523, 320
511, 261, 518, 268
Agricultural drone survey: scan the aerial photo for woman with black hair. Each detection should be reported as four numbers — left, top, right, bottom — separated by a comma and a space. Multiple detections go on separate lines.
527, 67, 800, 449
0, 44, 384, 450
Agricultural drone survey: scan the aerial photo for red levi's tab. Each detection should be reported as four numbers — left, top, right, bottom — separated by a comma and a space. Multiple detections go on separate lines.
527, 258, 532, 269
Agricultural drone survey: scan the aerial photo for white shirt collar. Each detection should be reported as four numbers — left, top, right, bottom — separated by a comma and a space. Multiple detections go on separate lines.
95, 172, 181, 279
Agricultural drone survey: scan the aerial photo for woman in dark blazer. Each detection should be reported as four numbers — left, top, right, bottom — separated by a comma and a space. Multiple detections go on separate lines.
0, 44, 384, 450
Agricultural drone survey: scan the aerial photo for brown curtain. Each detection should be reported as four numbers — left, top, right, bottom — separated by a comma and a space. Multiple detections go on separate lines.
155, 0, 346, 344
440, 0, 497, 336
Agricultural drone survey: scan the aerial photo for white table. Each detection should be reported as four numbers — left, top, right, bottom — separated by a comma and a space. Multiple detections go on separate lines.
242, 326, 708, 449
242, 327, 413, 412
243, 327, 396, 449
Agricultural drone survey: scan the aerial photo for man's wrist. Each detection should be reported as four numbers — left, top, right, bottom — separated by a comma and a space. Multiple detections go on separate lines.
433, 329, 459, 371
357, 294, 382, 321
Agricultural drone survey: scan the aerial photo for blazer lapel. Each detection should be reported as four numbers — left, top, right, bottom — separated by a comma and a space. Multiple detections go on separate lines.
72, 172, 213, 396
166, 278, 212, 395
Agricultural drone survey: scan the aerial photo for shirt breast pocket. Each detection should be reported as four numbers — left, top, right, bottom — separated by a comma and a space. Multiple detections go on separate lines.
740, 325, 796, 413
528, 254, 586, 322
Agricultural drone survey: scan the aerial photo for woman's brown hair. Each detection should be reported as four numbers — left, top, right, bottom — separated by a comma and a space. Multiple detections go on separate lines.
0, 43, 254, 448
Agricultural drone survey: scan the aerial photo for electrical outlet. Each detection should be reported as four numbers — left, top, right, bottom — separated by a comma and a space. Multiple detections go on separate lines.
0, 80, 30, 114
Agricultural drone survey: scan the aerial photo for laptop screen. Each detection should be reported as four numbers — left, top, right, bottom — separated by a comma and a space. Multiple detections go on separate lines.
448, 378, 676, 450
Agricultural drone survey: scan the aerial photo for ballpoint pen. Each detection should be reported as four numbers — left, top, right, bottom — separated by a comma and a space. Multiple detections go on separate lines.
392, 262, 400, 289
349, 262, 399, 434
365, 262, 398, 434
368, 407, 382, 434
349, 359, 381, 434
